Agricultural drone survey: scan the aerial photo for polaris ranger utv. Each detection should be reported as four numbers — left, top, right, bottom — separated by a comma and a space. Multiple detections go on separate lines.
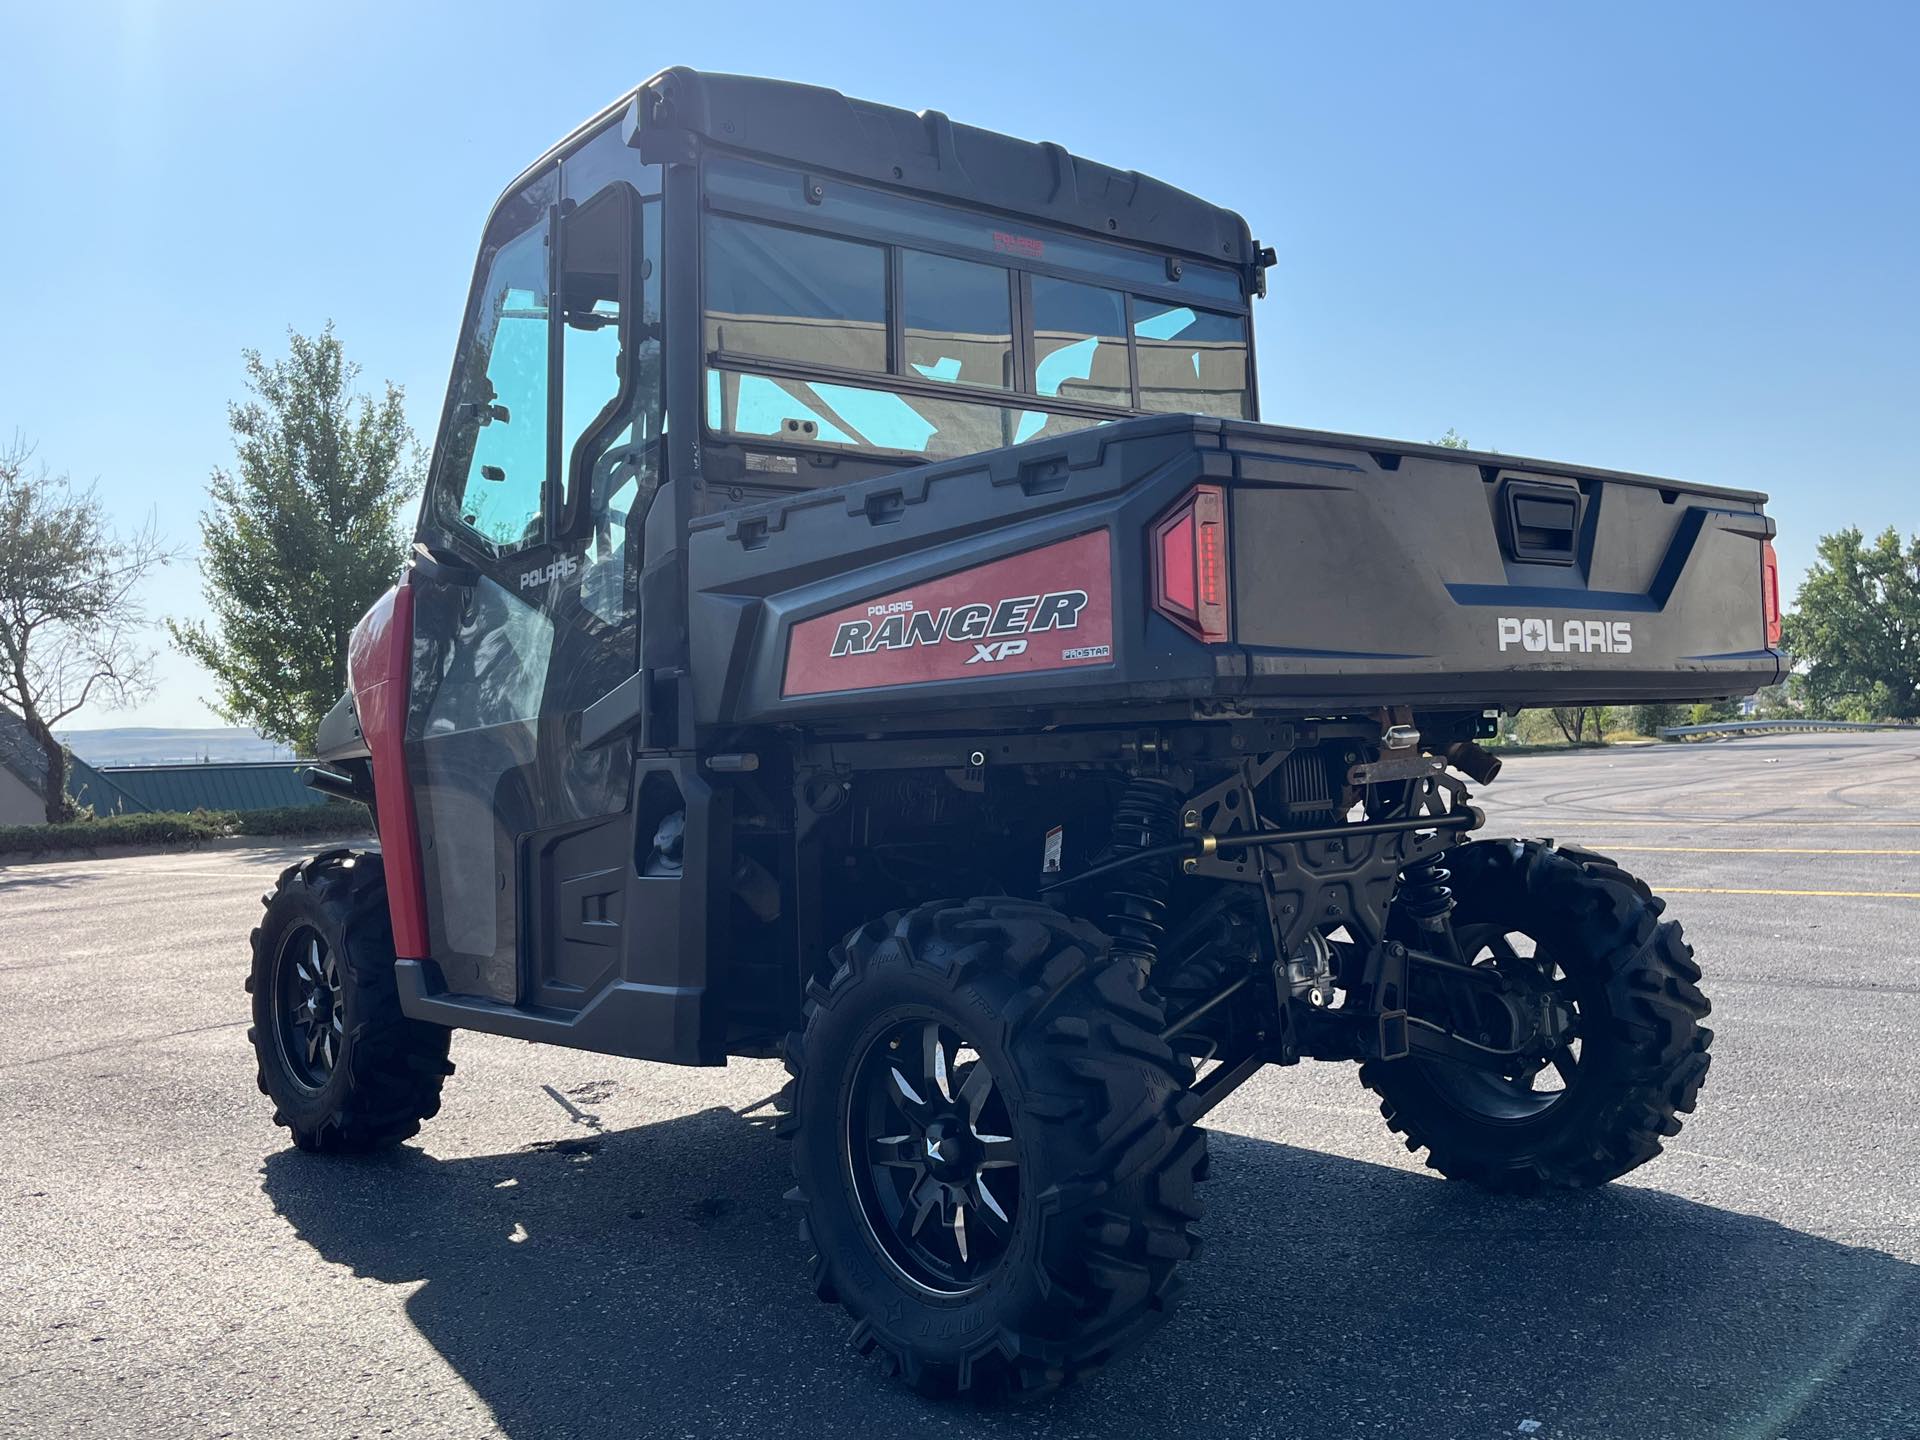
254, 68, 1782, 1397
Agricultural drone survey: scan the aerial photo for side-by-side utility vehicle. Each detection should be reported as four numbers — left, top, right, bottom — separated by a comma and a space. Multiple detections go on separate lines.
252, 68, 1781, 1397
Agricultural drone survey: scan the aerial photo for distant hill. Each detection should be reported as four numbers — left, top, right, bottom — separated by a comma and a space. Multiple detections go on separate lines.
57, 727, 299, 766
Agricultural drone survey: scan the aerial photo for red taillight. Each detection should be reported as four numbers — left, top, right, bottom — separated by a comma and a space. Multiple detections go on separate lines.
1761, 539, 1782, 649
1151, 484, 1230, 643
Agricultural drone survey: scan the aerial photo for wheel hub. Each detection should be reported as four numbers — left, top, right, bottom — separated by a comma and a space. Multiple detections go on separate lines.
920, 1116, 980, 1181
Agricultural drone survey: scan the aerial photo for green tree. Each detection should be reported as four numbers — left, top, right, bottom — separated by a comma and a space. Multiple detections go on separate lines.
1550, 705, 1609, 743
171, 326, 422, 752
1435, 428, 1471, 449
1749, 681, 1797, 719
1780, 527, 1920, 722
1512, 706, 1609, 744
0, 436, 172, 820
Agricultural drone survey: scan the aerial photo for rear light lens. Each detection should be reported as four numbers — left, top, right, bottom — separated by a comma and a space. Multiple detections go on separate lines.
1151, 484, 1230, 643
1761, 539, 1782, 649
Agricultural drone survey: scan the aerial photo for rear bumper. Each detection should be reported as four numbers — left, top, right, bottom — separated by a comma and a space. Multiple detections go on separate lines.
1234, 649, 1781, 710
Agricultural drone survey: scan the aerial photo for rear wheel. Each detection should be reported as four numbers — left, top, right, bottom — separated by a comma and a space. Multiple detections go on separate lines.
248, 850, 454, 1153
781, 898, 1206, 1399
1362, 839, 1711, 1192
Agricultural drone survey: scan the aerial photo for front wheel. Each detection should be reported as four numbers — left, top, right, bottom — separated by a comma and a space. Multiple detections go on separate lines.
1362, 839, 1711, 1192
247, 850, 454, 1152
780, 899, 1206, 1399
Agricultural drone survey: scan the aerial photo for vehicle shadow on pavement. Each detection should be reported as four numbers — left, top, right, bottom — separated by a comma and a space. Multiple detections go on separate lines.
0, 868, 99, 892
261, 1107, 1919, 1440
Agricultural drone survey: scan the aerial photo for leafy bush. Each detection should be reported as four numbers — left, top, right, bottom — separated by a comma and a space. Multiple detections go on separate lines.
1626, 703, 1685, 736
1829, 682, 1899, 725
0, 802, 369, 857
233, 804, 373, 838
1688, 700, 1740, 726
0, 810, 230, 856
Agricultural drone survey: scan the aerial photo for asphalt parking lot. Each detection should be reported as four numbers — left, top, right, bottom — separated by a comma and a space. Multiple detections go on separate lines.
4, 732, 1917, 1439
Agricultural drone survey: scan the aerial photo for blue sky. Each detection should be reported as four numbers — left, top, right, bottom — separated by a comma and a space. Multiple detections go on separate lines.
2, 1, 1913, 729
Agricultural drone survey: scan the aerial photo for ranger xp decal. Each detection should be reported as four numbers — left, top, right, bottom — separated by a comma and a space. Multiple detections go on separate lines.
783, 531, 1114, 697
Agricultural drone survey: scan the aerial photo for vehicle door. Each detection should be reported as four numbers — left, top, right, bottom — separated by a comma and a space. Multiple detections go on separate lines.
404, 128, 663, 1005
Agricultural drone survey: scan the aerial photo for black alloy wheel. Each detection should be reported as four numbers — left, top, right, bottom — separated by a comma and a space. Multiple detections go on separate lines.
1362, 839, 1712, 1192
848, 1017, 1019, 1295
781, 898, 1207, 1397
1415, 921, 1585, 1123
275, 925, 344, 1089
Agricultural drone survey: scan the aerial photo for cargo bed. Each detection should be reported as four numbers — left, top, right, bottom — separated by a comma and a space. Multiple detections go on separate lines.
687, 414, 1779, 730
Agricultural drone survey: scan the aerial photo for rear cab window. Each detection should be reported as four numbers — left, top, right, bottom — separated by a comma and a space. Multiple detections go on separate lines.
699, 155, 1253, 478
1134, 301, 1250, 420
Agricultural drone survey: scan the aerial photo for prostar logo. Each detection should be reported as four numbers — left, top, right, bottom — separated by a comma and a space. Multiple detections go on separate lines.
1497, 615, 1634, 655
829, 589, 1089, 659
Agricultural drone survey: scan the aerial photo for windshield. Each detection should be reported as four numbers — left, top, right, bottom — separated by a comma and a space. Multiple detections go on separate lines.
702, 156, 1252, 463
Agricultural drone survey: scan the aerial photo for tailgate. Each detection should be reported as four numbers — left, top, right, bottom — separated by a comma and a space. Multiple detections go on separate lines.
1224, 424, 1780, 707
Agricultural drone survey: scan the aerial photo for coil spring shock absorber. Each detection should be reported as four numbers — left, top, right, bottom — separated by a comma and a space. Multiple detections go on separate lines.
1397, 850, 1456, 943
1103, 777, 1183, 986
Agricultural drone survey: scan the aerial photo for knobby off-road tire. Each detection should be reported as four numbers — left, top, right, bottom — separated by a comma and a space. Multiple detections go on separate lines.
247, 850, 454, 1152
1362, 838, 1711, 1192
780, 899, 1206, 1399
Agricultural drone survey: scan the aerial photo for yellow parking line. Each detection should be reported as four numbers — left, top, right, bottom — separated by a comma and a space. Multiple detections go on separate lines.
1563, 845, 1920, 856
1661, 886, 1920, 899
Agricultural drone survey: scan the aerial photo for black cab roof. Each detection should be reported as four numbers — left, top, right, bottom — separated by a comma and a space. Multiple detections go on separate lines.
523, 68, 1260, 281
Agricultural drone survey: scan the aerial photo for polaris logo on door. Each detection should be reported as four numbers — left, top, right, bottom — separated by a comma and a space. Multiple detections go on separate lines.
782, 532, 1115, 698
829, 590, 1089, 658
519, 554, 580, 590
1497, 616, 1634, 655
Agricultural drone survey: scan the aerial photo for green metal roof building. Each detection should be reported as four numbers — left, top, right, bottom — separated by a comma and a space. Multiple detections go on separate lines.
66, 759, 325, 816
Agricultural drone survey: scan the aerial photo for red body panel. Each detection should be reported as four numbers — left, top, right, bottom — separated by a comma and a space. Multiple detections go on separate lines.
782, 531, 1115, 698
348, 582, 430, 960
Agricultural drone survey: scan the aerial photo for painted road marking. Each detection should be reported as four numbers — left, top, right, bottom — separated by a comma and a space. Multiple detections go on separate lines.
1661, 886, 1920, 899
1559, 845, 1920, 856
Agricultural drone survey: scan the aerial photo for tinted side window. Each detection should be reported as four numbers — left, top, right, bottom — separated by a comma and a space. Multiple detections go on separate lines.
559, 190, 629, 487
902, 250, 1013, 389
569, 189, 664, 630
1031, 277, 1130, 408
437, 172, 556, 554
1134, 301, 1250, 419
705, 216, 886, 373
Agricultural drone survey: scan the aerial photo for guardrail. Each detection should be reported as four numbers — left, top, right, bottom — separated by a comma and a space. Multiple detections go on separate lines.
1657, 719, 1911, 738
